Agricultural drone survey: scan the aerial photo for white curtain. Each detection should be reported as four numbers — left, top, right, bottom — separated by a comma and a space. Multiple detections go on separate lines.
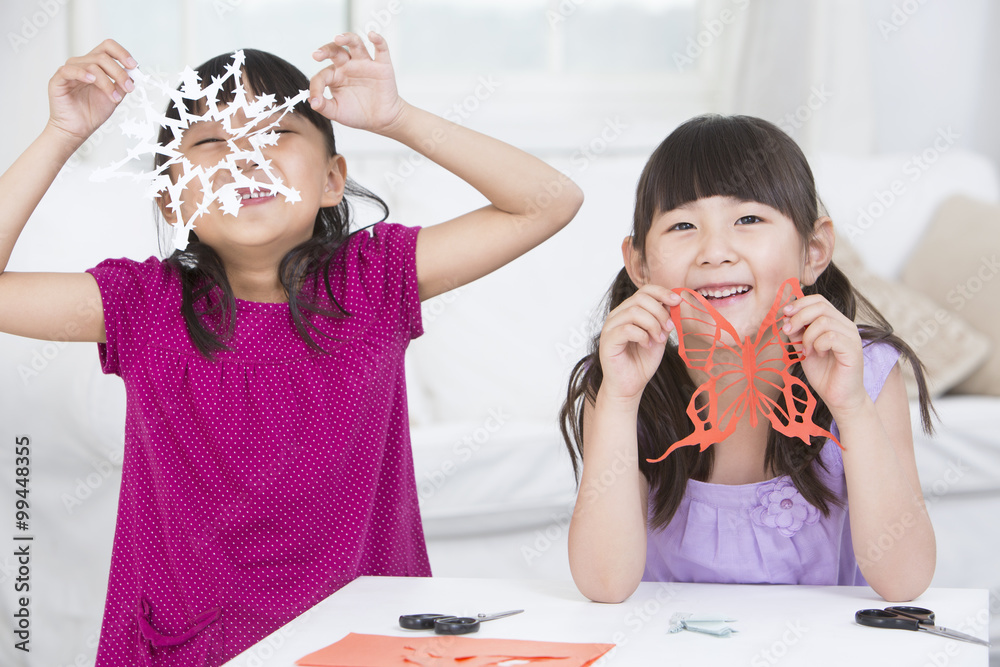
715, 0, 875, 155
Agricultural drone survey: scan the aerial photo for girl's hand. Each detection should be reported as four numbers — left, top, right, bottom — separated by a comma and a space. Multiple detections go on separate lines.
309, 32, 408, 135
47, 39, 136, 146
782, 294, 867, 416
598, 285, 680, 403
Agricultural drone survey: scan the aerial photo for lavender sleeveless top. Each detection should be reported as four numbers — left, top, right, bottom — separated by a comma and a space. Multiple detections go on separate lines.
86, 222, 431, 666
643, 341, 901, 586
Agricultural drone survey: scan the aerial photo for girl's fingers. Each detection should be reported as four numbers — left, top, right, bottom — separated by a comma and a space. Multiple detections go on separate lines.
91, 52, 135, 94
606, 295, 673, 340
91, 38, 137, 71
782, 299, 845, 336
335, 32, 373, 61
619, 323, 654, 349
308, 66, 340, 112
367, 31, 392, 63
83, 63, 120, 102
52, 64, 97, 88
605, 302, 670, 346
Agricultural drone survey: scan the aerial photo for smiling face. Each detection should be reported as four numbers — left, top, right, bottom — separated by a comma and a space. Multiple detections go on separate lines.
623, 115, 837, 340
151, 48, 350, 258
626, 195, 833, 340
162, 106, 346, 258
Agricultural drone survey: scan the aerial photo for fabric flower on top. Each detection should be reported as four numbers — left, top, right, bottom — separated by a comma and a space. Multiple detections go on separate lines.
749, 477, 820, 538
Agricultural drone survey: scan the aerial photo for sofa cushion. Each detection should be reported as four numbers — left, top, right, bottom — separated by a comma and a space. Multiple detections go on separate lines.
900, 195, 1000, 395
833, 238, 991, 398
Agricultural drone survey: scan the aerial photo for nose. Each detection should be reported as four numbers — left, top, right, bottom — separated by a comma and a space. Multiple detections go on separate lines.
696, 227, 736, 266
228, 140, 259, 172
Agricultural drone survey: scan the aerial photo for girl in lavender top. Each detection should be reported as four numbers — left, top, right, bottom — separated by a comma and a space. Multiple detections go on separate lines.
0, 34, 582, 666
561, 115, 935, 604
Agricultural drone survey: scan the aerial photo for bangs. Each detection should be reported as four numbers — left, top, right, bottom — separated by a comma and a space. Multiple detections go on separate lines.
190, 49, 310, 114
158, 49, 336, 158
636, 115, 817, 239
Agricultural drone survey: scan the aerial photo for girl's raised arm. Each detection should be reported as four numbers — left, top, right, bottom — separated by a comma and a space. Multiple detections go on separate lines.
0, 39, 137, 343
309, 32, 583, 301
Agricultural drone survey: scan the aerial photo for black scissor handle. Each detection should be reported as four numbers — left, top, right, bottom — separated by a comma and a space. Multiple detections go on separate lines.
433, 616, 480, 635
399, 613, 452, 630
856, 609, 921, 631
886, 606, 935, 625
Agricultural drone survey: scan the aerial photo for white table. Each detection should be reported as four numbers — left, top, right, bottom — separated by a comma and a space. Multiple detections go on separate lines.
224, 576, 990, 666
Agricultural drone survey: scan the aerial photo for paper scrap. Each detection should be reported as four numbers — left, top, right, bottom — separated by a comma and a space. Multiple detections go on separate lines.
667, 612, 739, 637
647, 277, 839, 463
92, 52, 308, 251
295, 633, 614, 667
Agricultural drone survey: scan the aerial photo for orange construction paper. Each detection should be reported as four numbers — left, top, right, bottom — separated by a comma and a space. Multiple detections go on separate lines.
647, 277, 839, 463
295, 632, 615, 667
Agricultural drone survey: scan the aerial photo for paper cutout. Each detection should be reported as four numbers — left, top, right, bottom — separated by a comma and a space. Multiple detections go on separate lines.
295, 633, 614, 667
647, 277, 839, 463
92, 52, 309, 251
666, 612, 739, 637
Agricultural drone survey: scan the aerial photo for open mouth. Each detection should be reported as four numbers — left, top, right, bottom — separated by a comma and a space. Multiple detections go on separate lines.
695, 285, 752, 301
236, 188, 275, 204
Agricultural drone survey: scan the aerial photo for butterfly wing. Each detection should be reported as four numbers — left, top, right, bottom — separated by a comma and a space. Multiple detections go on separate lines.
670, 287, 744, 372
646, 371, 747, 462
752, 278, 842, 448
647, 288, 749, 462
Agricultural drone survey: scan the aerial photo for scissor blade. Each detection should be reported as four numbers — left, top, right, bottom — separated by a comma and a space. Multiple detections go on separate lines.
920, 625, 990, 647
477, 609, 524, 622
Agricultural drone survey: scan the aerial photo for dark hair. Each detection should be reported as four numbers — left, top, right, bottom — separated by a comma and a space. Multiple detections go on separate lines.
153, 48, 389, 358
559, 115, 935, 530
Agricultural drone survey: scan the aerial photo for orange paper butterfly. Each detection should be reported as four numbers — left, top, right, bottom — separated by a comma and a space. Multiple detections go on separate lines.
647, 277, 840, 463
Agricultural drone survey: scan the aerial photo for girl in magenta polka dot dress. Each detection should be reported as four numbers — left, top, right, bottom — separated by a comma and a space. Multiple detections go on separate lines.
0, 35, 582, 666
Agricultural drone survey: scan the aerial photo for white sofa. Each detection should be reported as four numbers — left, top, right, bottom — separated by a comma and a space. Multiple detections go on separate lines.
1, 148, 999, 666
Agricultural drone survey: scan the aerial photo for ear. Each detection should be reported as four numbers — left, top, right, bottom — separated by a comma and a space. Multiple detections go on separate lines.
622, 236, 646, 288
156, 190, 176, 225
802, 216, 835, 286
320, 154, 348, 208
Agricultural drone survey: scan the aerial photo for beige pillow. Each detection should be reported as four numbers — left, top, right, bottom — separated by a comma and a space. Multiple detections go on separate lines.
833, 238, 991, 398
901, 195, 1000, 395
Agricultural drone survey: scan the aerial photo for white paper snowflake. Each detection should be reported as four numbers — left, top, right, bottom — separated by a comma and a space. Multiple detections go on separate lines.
92, 51, 309, 251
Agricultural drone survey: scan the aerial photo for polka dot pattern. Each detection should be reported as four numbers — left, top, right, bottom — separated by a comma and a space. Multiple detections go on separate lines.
85, 223, 430, 666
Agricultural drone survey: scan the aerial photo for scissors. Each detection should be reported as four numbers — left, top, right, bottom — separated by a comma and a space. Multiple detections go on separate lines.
399, 609, 524, 635
855, 606, 990, 646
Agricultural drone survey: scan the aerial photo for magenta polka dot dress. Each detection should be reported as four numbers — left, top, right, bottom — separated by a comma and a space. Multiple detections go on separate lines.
86, 222, 431, 666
